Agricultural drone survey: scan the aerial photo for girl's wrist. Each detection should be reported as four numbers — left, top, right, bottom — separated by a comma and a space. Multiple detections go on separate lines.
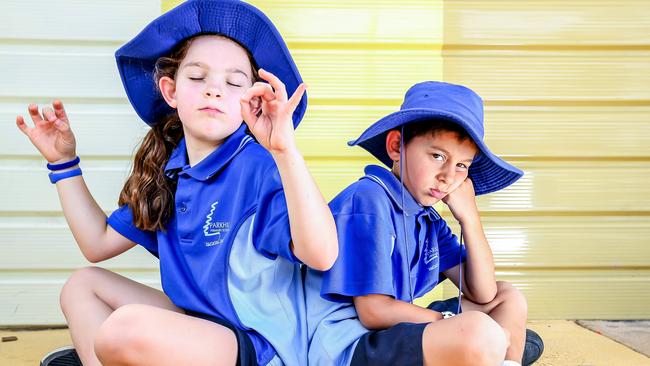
47, 156, 80, 171
51, 155, 78, 165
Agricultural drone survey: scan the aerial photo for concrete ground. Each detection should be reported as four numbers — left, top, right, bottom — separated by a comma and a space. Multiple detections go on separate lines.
1, 321, 649, 365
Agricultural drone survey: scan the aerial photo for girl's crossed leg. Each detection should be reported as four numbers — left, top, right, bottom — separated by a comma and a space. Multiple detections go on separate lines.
60, 266, 239, 366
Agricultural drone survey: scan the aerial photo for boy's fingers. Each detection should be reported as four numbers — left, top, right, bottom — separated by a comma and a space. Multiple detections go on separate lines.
258, 69, 287, 102
287, 83, 307, 112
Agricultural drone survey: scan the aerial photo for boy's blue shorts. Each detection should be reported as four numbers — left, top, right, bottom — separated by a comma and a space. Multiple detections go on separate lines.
185, 309, 257, 366
351, 297, 462, 366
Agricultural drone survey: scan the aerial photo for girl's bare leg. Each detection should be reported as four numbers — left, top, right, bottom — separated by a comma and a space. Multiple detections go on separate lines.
60, 266, 182, 365
94, 304, 238, 366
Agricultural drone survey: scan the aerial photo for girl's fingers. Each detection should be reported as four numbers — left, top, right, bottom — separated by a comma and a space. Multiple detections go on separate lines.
258, 69, 287, 102
243, 83, 275, 102
240, 97, 255, 127
53, 100, 69, 123
16, 115, 32, 136
286, 83, 307, 112
28, 104, 45, 126
42, 106, 57, 123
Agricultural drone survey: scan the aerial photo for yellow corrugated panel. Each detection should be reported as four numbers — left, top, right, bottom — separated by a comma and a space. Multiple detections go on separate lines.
444, 1, 650, 47
443, 1, 650, 318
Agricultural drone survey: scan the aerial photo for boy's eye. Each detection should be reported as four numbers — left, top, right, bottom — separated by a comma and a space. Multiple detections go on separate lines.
188, 77, 204, 81
432, 153, 444, 161
227, 82, 243, 87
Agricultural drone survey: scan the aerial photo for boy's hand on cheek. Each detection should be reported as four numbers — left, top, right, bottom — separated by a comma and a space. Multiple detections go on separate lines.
442, 178, 479, 225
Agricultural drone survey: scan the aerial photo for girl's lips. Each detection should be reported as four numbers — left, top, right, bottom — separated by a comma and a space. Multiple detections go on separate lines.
430, 188, 446, 199
200, 107, 223, 114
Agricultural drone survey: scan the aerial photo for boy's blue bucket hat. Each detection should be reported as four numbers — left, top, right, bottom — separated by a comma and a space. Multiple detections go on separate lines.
349, 81, 523, 195
115, 0, 306, 127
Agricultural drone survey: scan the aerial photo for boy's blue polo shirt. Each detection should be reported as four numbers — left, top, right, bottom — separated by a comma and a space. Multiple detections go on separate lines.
305, 165, 467, 366
107, 124, 306, 366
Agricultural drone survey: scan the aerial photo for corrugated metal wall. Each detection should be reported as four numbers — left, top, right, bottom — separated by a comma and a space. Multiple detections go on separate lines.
439, 1, 650, 319
1, 0, 647, 325
0, 0, 163, 325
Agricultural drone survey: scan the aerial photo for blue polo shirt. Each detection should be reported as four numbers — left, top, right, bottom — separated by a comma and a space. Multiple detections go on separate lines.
305, 165, 467, 366
107, 124, 306, 366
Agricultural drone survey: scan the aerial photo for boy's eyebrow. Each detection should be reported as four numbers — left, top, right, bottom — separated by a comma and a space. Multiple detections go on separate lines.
430, 145, 474, 163
181, 62, 249, 77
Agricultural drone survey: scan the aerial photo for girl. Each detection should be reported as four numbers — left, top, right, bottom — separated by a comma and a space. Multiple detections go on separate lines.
16, 1, 337, 365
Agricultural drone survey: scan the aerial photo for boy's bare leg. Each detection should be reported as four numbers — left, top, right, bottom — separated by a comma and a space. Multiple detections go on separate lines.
422, 310, 508, 366
461, 281, 528, 363
60, 266, 183, 365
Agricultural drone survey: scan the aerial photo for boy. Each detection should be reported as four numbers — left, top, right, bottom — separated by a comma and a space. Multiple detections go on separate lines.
306, 81, 543, 366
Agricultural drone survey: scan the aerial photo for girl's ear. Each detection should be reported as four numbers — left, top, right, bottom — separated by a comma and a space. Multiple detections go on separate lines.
386, 130, 402, 162
158, 76, 177, 108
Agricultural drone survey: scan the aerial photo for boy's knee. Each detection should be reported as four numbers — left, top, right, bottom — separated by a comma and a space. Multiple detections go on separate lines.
496, 281, 528, 317
458, 311, 508, 365
95, 304, 151, 364
60, 266, 103, 314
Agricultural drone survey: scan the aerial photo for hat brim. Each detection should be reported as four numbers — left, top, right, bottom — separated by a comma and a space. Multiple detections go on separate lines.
349, 108, 523, 195
115, 0, 306, 127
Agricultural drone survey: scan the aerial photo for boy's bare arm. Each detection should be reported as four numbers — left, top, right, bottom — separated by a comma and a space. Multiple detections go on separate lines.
353, 294, 443, 330
443, 179, 497, 304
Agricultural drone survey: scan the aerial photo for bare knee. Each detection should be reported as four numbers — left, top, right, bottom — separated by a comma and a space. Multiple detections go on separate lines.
60, 267, 106, 315
457, 311, 508, 365
95, 304, 151, 364
496, 281, 528, 319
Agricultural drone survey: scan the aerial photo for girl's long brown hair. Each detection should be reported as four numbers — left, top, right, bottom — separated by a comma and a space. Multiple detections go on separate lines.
118, 35, 258, 232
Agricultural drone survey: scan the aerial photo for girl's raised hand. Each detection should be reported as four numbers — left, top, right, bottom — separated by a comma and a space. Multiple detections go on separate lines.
240, 68, 306, 154
16, 100, 77, 163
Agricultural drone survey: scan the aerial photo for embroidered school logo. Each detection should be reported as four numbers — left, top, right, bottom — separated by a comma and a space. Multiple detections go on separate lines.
203, 201, 230, 246
423, 239, 439, 271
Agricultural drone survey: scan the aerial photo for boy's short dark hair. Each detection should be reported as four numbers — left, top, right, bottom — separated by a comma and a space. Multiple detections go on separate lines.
397, 119, 474, 145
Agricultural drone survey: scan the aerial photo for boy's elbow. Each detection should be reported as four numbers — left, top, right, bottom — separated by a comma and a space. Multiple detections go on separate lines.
354, 296, 390, 330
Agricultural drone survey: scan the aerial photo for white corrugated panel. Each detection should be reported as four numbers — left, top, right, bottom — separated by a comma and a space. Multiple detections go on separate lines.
0, 0, 162, 326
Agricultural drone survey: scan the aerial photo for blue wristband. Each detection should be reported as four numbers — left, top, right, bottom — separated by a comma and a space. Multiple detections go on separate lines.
49, 168, 82, 184
47, 156, 80, 171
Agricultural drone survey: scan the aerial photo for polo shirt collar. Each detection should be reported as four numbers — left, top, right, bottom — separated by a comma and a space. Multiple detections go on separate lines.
362, 165, 441, 220
164, 124, 254, 181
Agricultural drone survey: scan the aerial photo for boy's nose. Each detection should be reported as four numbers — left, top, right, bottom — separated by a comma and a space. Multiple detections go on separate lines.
437, 165, 456, 186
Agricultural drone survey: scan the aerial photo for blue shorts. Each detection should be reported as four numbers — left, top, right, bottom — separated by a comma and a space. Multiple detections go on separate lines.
185, 310, 257, 366
351, 297, 462, 366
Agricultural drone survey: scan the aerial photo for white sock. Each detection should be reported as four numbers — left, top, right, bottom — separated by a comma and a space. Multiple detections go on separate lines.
502, 361, 522, 366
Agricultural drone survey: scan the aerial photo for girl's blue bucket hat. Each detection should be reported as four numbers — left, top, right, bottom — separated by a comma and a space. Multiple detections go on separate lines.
349, 81, 523, 195
115, 0, 306, 127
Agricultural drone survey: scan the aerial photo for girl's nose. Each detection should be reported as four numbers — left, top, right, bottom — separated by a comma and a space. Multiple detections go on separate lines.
204, 84, 223, 98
